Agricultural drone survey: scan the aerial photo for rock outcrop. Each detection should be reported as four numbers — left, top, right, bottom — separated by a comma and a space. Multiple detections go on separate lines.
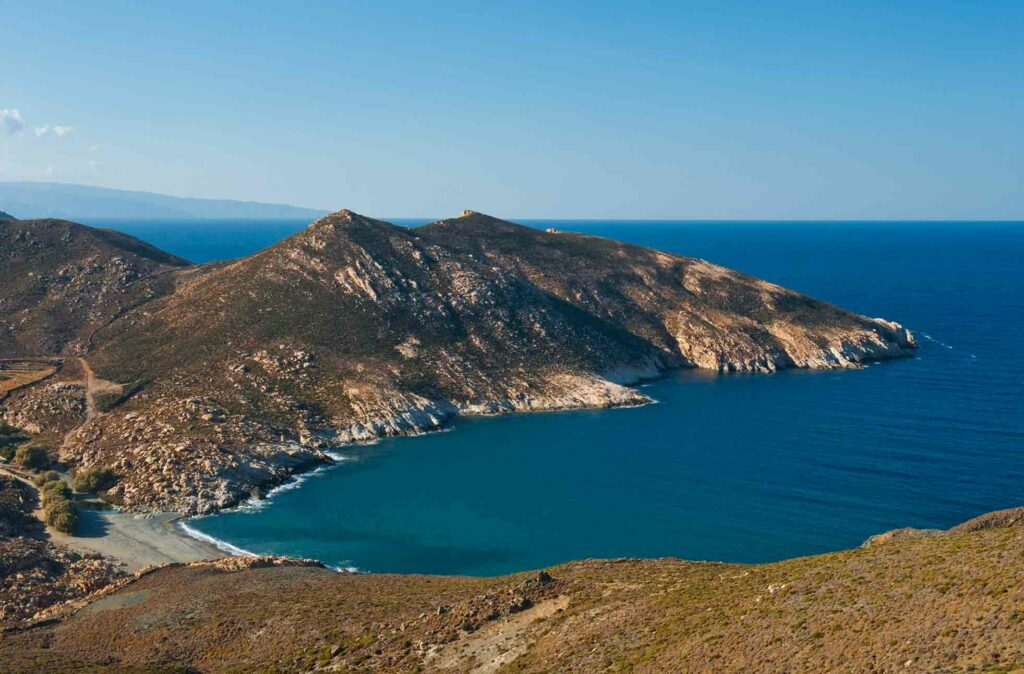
863, 506, 1024, 547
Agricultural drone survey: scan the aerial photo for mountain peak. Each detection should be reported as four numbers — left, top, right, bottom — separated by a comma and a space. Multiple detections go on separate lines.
417, 211, 535, 239
278, 210, 405, 254
301, 209, 401, 235
0, 211, 16, 222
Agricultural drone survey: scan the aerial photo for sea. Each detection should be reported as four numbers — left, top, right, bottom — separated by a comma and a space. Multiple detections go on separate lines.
86, 218, 1024, 576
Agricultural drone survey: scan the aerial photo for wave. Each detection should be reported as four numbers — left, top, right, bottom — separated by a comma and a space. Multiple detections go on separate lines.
215, 452, 359, 515
178, 515, 360, 573
177, 519, 259, 557
330, 563, 362, 574
921, 332, 955, 350
177, 449, 362, 566
921, 332, 979, 360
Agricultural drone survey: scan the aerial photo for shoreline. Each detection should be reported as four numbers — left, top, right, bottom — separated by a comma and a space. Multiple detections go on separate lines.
48, 509, 224, 573
150, 353, 911, 571
17, 352, 918, 576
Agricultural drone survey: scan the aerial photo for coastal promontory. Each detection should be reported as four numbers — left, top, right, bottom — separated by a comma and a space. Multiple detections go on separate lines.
3, 210, 915, 513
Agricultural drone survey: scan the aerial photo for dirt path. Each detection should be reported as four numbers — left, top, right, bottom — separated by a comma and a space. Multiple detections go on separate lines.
77, 357, 121, 422
0, 463, 38, 489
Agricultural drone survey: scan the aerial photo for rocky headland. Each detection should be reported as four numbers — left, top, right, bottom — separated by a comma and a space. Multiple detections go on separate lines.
2, 210, 915, 513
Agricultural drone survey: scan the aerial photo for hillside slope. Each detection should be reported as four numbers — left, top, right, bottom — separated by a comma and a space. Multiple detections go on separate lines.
4, 210, 915, 512
0, 217, 190, 357
2, 508, 1021, 673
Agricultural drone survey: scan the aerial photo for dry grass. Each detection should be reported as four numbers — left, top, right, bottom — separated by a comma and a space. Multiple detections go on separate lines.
0, 362, 58, 398
2, 517, 1023, 673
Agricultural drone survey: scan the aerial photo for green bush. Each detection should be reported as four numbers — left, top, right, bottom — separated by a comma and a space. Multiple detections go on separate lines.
1, 421, 30, 462
73, 467, 119, 493
44, 498, 79, 534
14, 443, 50, 470
41, 480, 72, 504
42, 485, 80, 535
34, 470, 63, 487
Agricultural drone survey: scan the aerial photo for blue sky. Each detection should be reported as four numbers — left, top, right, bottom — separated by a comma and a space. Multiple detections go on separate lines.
2, 1, 1021, 218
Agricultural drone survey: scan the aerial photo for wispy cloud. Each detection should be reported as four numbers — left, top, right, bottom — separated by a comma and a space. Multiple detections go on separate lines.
34, 124, 74, 138
1, 109, 24, 135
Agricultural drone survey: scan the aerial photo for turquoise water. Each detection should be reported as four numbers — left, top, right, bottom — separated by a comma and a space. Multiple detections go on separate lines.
97, 219, 1024, 575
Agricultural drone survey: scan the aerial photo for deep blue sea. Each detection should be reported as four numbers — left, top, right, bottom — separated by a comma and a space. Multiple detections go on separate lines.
91, 218, 1024, 576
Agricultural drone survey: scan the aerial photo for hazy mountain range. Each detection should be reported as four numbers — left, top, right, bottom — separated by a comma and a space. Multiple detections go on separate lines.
0, 181, 328, 220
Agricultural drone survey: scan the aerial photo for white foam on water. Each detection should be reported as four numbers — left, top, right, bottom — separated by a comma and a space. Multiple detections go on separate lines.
177, 519, 259, 557
921, 333, 954, 350
330, 563, 362, 573
220, 452, 361, 516
177, 448, 364, 561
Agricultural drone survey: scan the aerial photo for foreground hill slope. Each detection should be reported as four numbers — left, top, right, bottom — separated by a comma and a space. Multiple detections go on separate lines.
2, 508, 1021, 673
4, 210, 914, 512
0, 216, 189, 357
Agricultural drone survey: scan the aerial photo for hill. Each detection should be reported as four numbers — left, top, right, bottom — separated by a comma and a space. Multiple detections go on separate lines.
2, 507, 1021, 673
3, 210, 914, 513
0, 181, 328, 220
0, 217, 190, 357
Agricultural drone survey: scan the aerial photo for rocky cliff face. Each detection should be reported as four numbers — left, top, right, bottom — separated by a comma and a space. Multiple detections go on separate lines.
4, 210, 915, 513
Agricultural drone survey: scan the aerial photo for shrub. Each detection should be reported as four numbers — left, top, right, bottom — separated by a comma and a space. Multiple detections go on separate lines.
0, 421, 28, 447
14, 443, 50, 470
44, 498, 79, 534
41, 480, 72, 504
34, 470, 63, 487
73, 467, 119, 493
0, 422, 29, 461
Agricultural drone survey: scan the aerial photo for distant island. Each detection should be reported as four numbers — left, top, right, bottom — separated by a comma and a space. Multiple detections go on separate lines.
0, 181, 328, 220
